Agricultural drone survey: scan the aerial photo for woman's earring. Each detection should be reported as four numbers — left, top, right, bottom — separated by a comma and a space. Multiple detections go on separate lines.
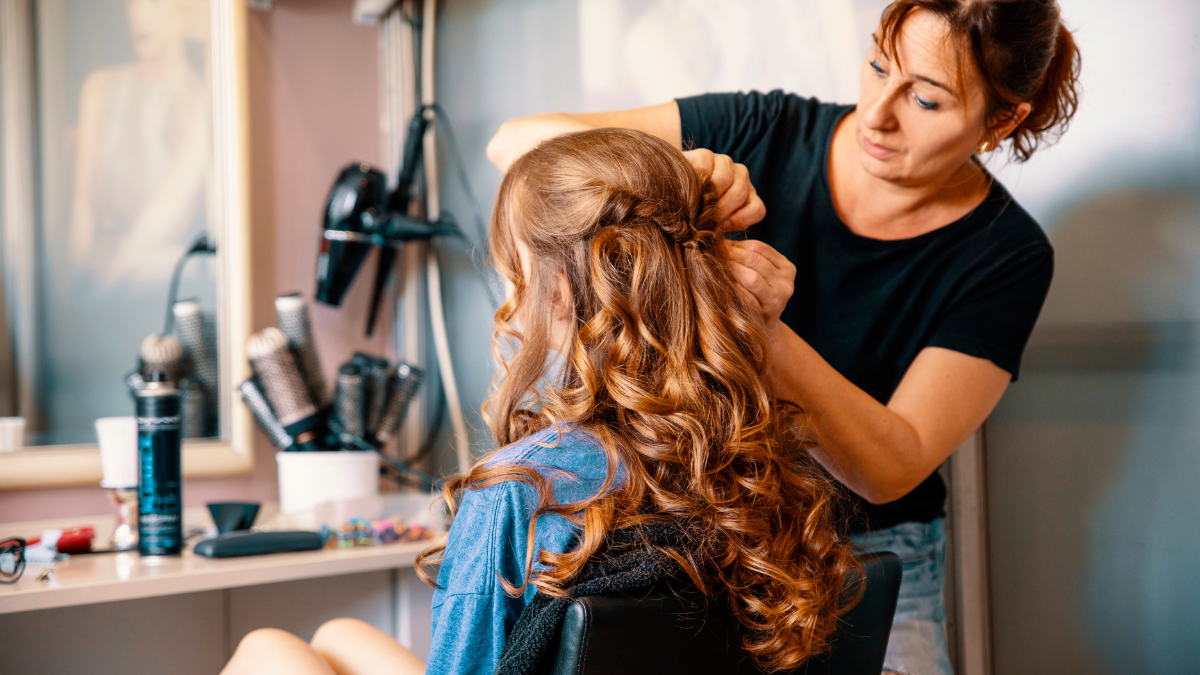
978, 141, 990, 153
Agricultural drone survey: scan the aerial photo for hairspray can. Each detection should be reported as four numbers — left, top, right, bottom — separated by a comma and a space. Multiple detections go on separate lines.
137, 372, 183, 556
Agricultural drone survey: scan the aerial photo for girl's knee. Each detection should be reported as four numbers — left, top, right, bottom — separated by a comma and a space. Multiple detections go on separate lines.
237, 627, 308, 654
311, 617, 379, 648
223, 628, 323, 675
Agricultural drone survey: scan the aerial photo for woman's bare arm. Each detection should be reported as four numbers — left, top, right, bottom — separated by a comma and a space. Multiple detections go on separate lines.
728, 239, 1010, 504
487, 102, 765, 230
486, 101, 683, 171
770, 324, 1008, 504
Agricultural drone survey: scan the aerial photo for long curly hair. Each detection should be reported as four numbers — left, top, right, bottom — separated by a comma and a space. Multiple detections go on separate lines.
417, 128, 859, 671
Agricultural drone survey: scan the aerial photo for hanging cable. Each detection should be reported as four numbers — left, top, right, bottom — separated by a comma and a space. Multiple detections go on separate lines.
162, 233, 217, 335
426, 103, 501, 309
419, 0, 472, 475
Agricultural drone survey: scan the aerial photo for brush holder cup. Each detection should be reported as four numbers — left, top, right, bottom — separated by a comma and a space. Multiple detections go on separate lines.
276, 452, 380, 515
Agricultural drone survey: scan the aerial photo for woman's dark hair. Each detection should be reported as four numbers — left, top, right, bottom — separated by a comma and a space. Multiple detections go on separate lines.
879, 0, 1082, 162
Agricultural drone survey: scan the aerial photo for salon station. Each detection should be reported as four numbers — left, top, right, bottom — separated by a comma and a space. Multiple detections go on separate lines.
1, 1, 1197, 674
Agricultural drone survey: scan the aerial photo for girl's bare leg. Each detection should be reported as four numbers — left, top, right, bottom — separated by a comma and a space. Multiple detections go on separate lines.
220, 619, 424, 675
221, 628, 337, 675
310, 618, 425, 675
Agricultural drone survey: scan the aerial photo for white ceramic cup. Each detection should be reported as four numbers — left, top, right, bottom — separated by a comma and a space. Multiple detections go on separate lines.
96, 417, 139, 488
0, 417, 26, 452
276, 451, 380, 514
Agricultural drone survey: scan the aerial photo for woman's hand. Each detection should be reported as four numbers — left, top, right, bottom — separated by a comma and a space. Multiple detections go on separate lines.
725, 239, 796, 324
682, 149, 766, 231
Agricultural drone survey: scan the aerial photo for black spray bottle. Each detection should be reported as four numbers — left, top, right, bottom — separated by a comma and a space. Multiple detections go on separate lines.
137, 372, 183, 556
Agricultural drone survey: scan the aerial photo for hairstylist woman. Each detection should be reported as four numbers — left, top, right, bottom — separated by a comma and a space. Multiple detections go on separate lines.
487, 2, 1080, 673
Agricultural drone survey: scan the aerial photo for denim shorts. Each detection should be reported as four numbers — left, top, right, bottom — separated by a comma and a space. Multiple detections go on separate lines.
849, 518, 952, 675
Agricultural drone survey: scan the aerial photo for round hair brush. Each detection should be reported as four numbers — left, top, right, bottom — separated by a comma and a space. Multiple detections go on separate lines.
332, 363, 366, 447
375, 363, 424, 445
140, 334, 184, 383
173, 301, 217, 391
275, 294, 331, 408
246, 327, 321, 451
238, 378, 295, 450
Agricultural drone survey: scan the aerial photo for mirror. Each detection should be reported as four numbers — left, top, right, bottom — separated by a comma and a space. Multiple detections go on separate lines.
0, 0, 252, 488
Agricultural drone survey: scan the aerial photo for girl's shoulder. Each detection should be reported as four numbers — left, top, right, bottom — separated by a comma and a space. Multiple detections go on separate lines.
485, 424, 612, 484
443, 425, 617, 583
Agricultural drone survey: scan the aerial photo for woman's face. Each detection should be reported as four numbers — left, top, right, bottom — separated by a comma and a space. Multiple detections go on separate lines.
855, 10, 989, 186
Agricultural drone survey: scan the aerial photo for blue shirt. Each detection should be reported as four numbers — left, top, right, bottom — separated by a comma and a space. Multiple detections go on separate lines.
427, 425, 617, 674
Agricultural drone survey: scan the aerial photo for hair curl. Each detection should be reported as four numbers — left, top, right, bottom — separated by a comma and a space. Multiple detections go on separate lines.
417, 128, 859, 672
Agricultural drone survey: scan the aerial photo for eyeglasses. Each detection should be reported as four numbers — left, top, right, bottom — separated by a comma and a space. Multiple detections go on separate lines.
0, 537, 26, 584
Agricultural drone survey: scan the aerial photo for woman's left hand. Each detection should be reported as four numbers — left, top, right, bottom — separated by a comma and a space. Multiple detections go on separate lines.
682, 149, 766, 231
725, 239, 796, 324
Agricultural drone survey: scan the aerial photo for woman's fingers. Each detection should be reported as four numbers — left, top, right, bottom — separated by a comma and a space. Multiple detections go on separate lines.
723, 184, 766, 231
682, 148, 720, 184
707, 151, 735, 197
727, 260, 765, 310
726, 241, 774, 278
728, 238, 794, 273
724, 240, 796, 323
682, 149, 766, 231
715, 162, 750, 225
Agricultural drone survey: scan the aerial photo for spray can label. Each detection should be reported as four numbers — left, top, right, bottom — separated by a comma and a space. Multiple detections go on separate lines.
137, 395, 182, 556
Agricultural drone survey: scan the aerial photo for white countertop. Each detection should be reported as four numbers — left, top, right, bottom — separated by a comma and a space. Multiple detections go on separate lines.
0, 505, 433, 615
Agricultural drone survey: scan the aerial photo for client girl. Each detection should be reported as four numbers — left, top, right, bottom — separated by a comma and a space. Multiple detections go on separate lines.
221, 128, 858, 675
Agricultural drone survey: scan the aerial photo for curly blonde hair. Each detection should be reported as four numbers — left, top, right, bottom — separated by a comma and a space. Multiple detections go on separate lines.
418, 128, 859, 671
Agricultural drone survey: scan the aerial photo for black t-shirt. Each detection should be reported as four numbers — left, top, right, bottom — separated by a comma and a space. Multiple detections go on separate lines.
678, 90, 1054, 532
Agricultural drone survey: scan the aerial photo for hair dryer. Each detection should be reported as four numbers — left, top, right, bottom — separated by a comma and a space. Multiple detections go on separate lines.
315, 110, 460, 335
314, 163, 388, 310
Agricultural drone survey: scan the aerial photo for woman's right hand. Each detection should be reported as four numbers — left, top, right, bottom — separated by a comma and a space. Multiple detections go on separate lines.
725, 239, 796, 325
682, 148, 766, 231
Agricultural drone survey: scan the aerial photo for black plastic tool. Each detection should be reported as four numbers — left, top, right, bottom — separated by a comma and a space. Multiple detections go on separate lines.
193, 530, 322, 558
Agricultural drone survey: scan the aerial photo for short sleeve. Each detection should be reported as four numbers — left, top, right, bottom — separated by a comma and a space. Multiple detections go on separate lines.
677, 90, 809, 161
927, 245, 1054, 380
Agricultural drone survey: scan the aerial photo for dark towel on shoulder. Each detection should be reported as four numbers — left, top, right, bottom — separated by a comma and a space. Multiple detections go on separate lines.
494, 519, 693, 675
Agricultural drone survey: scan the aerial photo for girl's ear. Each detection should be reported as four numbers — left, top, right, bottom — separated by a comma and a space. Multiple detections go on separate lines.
552, 270, 573, 320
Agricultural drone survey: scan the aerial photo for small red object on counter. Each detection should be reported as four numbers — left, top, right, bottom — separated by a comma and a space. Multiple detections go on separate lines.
55, 527, 95, 554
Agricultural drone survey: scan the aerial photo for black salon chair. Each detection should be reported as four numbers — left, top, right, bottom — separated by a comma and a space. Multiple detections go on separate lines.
548, 551, 902, 675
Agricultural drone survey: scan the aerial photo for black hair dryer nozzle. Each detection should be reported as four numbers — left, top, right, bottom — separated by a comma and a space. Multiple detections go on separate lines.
314, 109, 456, 335
315, 163, 389, 309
